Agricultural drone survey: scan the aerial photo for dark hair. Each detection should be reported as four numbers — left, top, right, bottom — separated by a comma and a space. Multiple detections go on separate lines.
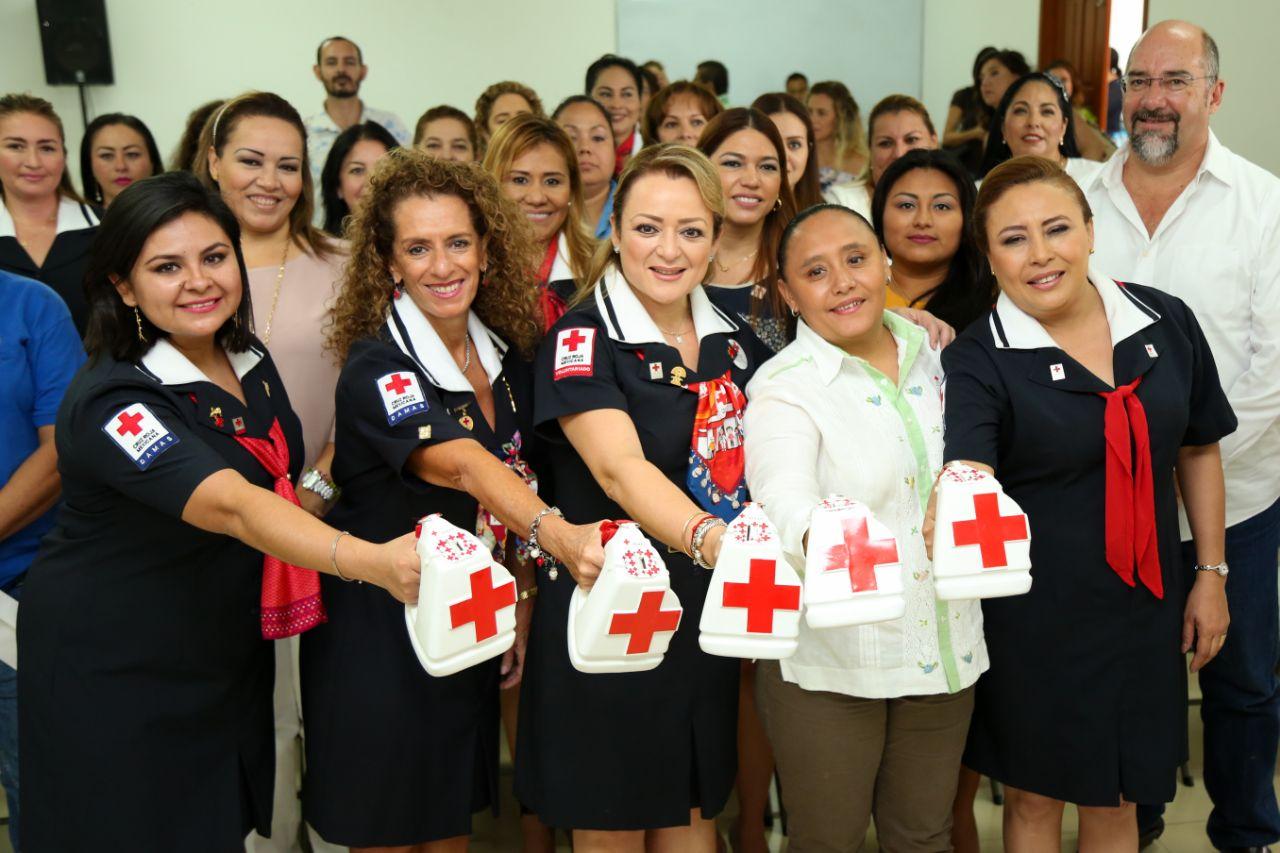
170, 99, 224, 171
554, 95, 616, 143
79, 113, 164, 205
413, 104, 477, 152
320, 121, 399, 236
1109, 47, 1121, 76
777, 202, 874, 276
585, 54, 641, 95
982, 50, 1032, 80
193, 91, 333, 258
316, 36, 362, 65
84, 172, 254, 361
787, 72, 807, 85
643, 81, 723, 145
972, 47, 998, 83
872, 148, 994, 330
973, 155, 1092, 256
1044, 58, 1082, 104
696, 61, 730, 96
638, 66, 660, 99
751, 92, 823, 210
979, 72, 1081, 176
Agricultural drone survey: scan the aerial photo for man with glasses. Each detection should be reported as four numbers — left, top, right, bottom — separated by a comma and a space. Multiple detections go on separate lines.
1086, 20, 1280, 853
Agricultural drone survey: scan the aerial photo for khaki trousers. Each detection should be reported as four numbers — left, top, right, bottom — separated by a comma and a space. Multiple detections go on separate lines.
756, 659, 974, 853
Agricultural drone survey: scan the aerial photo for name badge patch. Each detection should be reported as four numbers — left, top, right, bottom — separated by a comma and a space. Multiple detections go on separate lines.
554, 327, 596, 380
103, 403, 179, 470
378, 371, 428, 425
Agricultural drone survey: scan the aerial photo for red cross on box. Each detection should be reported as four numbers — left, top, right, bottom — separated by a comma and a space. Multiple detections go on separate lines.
952, 492, 1028, 568
825, 516, 899, 592
115, 411, 144, 437
609, 590, 681, 654
562, 329, 589, 352
449, 568, 516, 641
384, 373, 414, 395
723, 558, 801, 633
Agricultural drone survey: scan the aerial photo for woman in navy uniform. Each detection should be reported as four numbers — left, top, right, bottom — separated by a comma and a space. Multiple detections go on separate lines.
516, 144, 771, 851
933, 157, 1235, 849
0, 94, 100, 336
302, 150, 604, 851
17, 173, 420, 852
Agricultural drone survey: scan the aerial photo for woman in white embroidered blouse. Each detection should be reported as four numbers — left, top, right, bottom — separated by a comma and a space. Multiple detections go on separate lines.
743, 203, 987, 851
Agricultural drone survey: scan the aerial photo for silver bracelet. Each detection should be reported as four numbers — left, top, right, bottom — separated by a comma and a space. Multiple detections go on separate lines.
300, 467, 340, 503
330, 530, 355, 582
690, 516, 726, 571
528, 506, 564, 580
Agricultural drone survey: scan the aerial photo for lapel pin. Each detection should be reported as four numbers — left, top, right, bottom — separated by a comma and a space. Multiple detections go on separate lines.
669, 365, 687, 387
648, 361, 664, 380
419, 425, 432, 440
1145, 344, 1158, 358
209, 406, 224, 427
262, 380, 271, 397
232, 416, 246, 434
1049, 363, 1065, 381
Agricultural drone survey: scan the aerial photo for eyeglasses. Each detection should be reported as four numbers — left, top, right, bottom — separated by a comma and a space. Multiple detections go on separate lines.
1121, 74, 1214, 94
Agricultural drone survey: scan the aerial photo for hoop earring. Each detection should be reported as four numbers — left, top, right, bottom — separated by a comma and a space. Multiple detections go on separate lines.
133, 307, 147, 343
773, 198, 781, 212
788, 305, 799, 317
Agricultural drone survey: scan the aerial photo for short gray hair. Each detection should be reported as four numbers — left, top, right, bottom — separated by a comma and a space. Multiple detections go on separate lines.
1202, 30, 1220, 81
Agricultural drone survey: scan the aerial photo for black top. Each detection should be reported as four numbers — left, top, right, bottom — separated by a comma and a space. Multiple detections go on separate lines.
514, 273, 771, 829
18, 337, 300, 850
941, 281, 1236, 805
301, 304, 534, 846
706, 281, 791, 352
0, 198, 101, 336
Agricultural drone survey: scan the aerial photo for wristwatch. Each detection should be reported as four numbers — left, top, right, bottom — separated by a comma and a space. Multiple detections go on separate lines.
299, 467, 339, 503
1194, 561, 1229, 578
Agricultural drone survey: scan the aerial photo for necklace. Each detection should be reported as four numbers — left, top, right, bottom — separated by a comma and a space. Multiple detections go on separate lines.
260, 239, 291, 345
459, 333, 472, 372
657, 323, 695, 344
714, 247, 759, 274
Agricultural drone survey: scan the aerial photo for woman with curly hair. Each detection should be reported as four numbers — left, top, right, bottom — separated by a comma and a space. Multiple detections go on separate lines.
474, 81, 544, 157
302, 148, 605, 850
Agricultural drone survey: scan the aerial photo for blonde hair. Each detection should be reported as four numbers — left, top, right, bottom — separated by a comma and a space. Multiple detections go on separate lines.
193, 91, 333, 257
572, 143, 725, 306
474, 81, 545, 154
0, 93, 81, 202
326, 148, 542, 361
809, 81, 868, 171
862, 94, 937, 189
482, 113, 596, 282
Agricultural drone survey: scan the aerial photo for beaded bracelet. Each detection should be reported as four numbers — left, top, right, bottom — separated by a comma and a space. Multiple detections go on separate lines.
690, 516, 726, 571
528, 506, 564, 580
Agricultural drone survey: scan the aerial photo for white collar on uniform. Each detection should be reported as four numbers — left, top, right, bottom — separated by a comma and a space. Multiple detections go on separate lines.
547, 232, 575, 282
0, 196, 99, 239
139, 337, 264, 385
1098, 129, 1233, 193
990, 266, 1161, 351
387, 295, 507, 392
593, 266, 737, 345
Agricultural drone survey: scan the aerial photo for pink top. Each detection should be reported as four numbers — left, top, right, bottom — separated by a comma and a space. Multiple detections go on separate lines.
247, 243, 347, 468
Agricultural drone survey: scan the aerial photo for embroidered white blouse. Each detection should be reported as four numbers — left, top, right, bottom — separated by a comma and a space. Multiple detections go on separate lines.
744, 313, 989, 699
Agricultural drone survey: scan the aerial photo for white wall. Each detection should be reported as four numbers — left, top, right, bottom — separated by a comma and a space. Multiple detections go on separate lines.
1146, 0, 1280, 175
920, 0, 1040, 138
0, 0, 617, 184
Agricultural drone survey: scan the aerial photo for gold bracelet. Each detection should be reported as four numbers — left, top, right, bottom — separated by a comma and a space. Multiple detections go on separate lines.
331, 530, 354, 582
517, 586, 539, 601
681, 510, 709, 555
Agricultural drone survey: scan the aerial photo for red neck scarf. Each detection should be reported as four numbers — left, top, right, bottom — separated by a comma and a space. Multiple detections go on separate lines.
1098, 377, 1163, 598
234, 418, 328, 637
614, 128, 637, 177
685, 371, 748, 521
537, 234, 567, 333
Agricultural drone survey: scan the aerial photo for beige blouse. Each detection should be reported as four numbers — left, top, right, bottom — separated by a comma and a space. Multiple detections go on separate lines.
247, 244, 347, 468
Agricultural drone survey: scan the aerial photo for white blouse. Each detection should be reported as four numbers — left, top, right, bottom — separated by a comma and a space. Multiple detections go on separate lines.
744, 313, 988, 699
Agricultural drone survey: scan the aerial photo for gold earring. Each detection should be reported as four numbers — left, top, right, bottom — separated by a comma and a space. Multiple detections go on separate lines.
133, 307, 147, 343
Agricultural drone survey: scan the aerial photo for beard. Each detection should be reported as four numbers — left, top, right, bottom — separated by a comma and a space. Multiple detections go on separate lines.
324, 75, 358, 99
1129, 108, 1180, 165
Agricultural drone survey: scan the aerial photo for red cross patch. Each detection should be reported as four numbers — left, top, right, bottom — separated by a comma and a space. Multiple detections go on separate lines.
377, 371, 429, 425
553, 327, 596, 380
102, 403, 179, 470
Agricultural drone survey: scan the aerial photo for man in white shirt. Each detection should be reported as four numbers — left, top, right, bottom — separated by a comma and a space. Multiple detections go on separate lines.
302, 36, 410, 186
1085, 20, 1280, 853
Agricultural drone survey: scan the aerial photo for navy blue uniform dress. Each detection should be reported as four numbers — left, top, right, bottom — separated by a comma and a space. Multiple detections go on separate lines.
19, 339, 299, 851
942, 279, 1236, 806
515, 272, 771, 830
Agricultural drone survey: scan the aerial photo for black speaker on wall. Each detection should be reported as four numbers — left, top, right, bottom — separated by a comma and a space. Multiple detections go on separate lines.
36, 0, 114, 86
